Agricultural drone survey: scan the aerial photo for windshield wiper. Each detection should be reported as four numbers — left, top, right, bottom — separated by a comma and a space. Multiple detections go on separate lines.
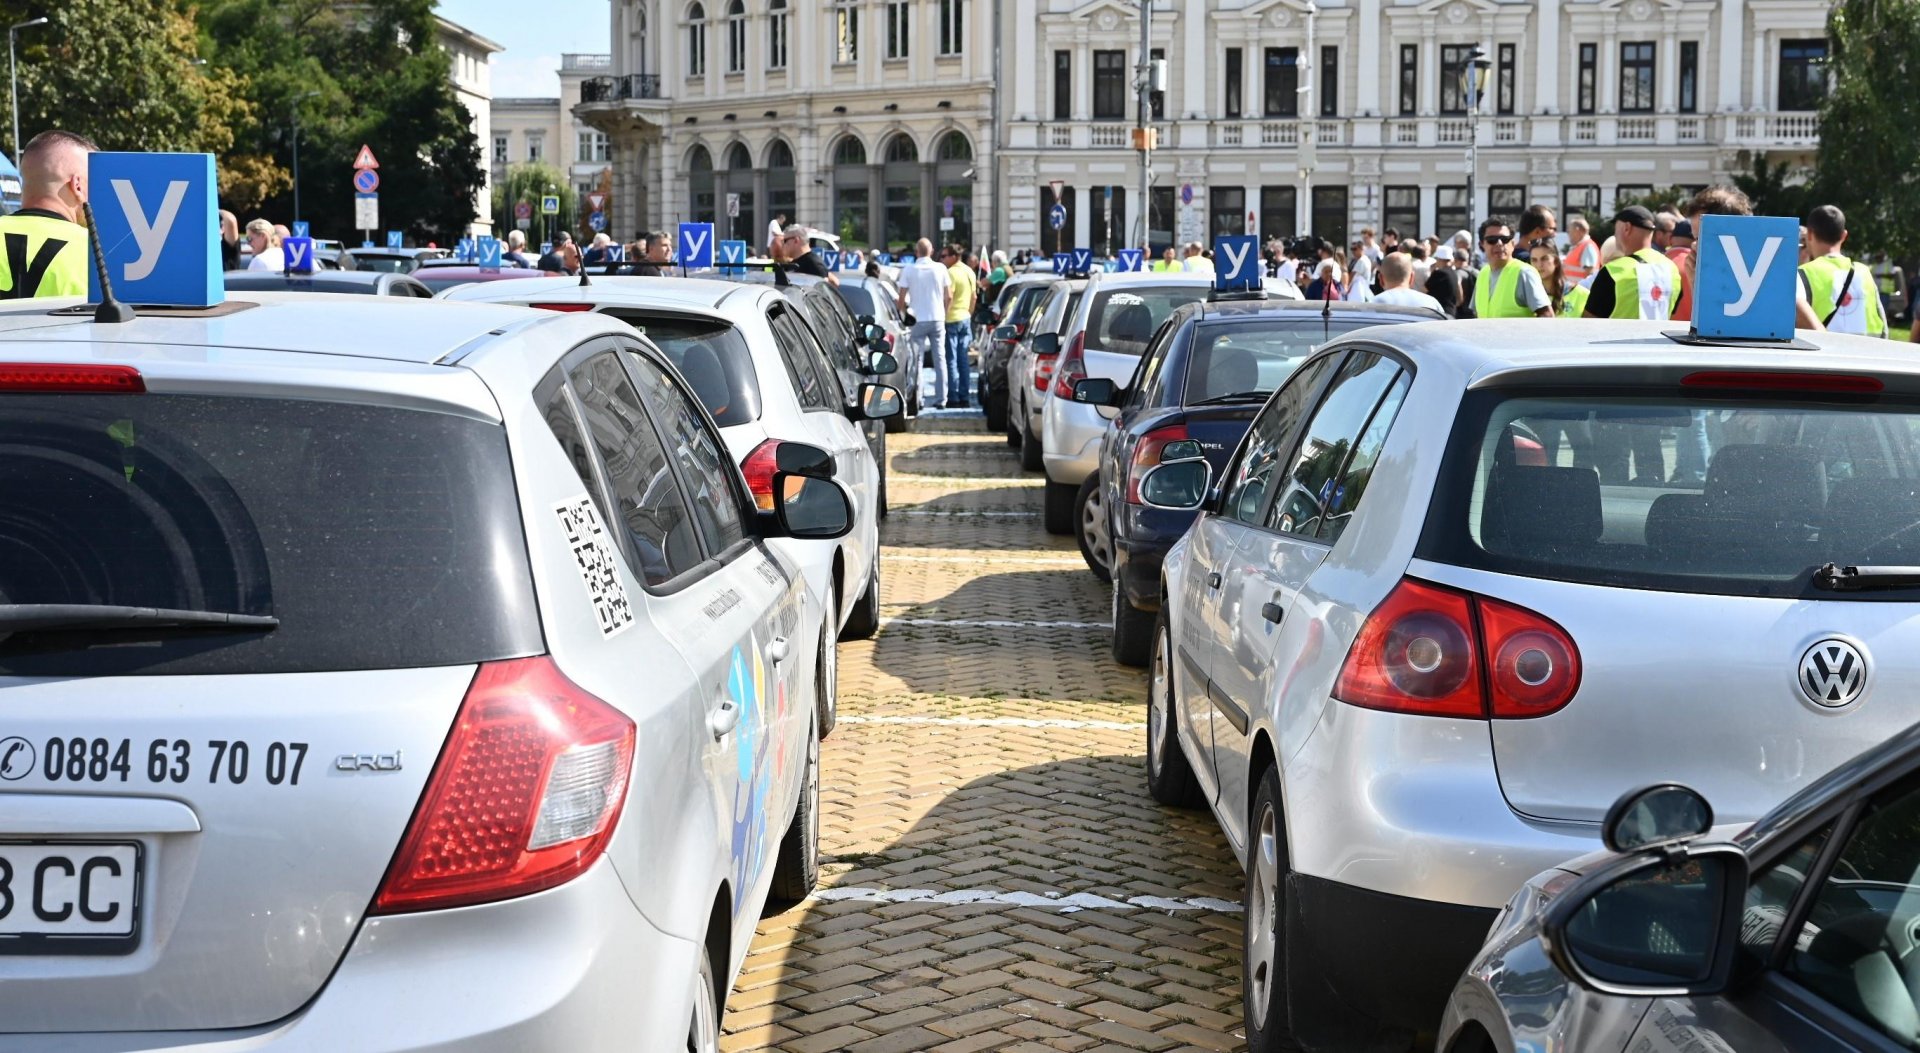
1812, 563, 1920, 591
0, 605, 280, 633
1189, 390, 1272, 406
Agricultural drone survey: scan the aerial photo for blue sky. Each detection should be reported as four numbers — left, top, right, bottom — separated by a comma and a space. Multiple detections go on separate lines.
440, 0, 610, 98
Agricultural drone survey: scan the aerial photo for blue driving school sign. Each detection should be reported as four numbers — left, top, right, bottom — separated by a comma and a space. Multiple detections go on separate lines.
1051, 252, 1072, 275
1071, 247, 1093, 274
1690, 214, 1799, 342
283, 236, 315, 275
718, 239, 748, 276
678, 222, 714, 268
88, 152, 222, 307
1213, 235, 1262, 292
1116, 248, 1144, 272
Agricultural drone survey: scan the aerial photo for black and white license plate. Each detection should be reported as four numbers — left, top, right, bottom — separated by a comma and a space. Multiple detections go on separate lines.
0, 842, 142, 955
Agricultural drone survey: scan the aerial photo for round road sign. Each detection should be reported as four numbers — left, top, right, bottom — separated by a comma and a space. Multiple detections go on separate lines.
353, 168, 379, 194
515, 201, 533, 220
1048, 203, 1067, 231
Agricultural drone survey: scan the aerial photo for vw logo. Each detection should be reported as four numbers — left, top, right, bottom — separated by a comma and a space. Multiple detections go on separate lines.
1799, 639, 1868, 708
0, 736, 34, 780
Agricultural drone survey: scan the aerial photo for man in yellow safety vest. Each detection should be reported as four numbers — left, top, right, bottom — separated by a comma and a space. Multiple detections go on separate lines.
1473, 218, 1555, 318
1582, 206, 1680, 319
0, 129, 96, 299
1798, 205, 1887, 338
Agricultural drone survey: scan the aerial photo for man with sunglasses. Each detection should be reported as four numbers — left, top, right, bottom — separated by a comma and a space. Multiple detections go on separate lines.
771, 223, 837, 288
1472, 218, 1555, 318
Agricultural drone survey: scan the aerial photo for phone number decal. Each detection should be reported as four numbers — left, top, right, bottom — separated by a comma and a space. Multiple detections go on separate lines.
3, 738, 310, 786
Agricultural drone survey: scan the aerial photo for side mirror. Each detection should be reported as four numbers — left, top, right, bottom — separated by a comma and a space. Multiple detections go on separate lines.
857, 382, 904, 420
1603, 784, 1714, 853
1159, 439, 1204, 462
1072, 378, 1120, 406
993, 324, 1019, 342
759, 474, 856, 540
863, 323, 889, 345
1540, 845, 1748, 997
856, 313, 876, 326
774, 441, 836, 479
866, 349, 898, 375
1032, 332, 1060, 356
1136, 458, 1213, 510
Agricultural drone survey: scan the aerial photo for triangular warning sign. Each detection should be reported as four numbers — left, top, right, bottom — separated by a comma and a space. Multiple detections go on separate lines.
588, 193, 605, 210
352, 144, 379, 170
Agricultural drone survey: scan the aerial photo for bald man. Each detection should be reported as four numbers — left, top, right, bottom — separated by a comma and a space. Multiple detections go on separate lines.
0, 129, 96, 298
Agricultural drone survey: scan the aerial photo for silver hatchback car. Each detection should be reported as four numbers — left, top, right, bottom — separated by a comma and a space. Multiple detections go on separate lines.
1146, 318, 1920, 1049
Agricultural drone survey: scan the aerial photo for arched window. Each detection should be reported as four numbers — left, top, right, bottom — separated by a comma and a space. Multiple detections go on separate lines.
881, 135, 920, 248
767, 0, 789, 70
685, 3, 707, 77
936, 131, 972, 161
934, 132, 974, 248
687, 144, 715, 223
725, 0, 746, 73
766, 139, 795, 169
830, 136, 869, 244
884, 134, 918, 164
833, 136, 867, 166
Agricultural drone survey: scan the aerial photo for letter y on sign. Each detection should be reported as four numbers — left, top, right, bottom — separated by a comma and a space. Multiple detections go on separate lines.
112, 179, 188, 282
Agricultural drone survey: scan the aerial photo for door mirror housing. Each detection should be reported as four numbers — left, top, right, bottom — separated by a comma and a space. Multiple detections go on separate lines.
773, 440, 836, 479
863, 323, 889, 346
1603, 784, 1714, 853
856, 313, 876, 326
1072, 378, 1121, 406
1540, 844, 1748, 998
1137, 458, 1213, 510
857, 383, 904, 420
1031, 332, 1060, 357
1159, 439, 1205, 463
866, 349, 898, 375
755, 474, 856, 540
993, 324, 1020, 342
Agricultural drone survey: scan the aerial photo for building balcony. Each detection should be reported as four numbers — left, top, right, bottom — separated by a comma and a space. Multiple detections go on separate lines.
1040, 121, 1175, 150
579, 74, 664, 103
1208, 119, 1345, 148
575, 74, 669, 137
1726, 111, 1819, 147
563, 53, 612, 72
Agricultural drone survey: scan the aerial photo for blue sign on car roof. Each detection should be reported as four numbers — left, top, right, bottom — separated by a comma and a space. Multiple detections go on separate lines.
1690, 214, 1798, 343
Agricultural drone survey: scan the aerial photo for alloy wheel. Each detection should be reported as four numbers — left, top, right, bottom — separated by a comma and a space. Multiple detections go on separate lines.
1246, 802, 1281, 1026
1081, 484, 1113, 575
1148, 625, 1170, 776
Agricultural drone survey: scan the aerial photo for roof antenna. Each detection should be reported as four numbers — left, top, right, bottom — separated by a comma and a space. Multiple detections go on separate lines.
82, 202, 135, 324
578, 266, 592, 288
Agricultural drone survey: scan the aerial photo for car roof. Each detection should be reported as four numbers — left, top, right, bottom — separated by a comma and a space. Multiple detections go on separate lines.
436, 275, 780, 323
419, 267, 552, 281
1085, 271, 1218, 288
1190, 299, 1445, 324
224, 269, 388, 288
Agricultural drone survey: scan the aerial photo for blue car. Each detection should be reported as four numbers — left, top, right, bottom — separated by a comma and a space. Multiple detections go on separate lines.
1072, 296, 1443, 665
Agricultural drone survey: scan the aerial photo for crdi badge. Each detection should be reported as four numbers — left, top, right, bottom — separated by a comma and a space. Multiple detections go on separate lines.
88, 152, 222, 307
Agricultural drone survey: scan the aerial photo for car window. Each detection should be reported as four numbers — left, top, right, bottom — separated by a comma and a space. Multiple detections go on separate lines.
1083, 286, 1207, 356
785, 306, 851, 404
1267, 354, 1404, 539
567, 351, 705, 587
1219, 355, 1338, 525
1184, 320, 1380, 404
1741, 824, 1835, 961
604, 311, 762, 427
1127, 318, 1182, 408
834, 283, 877, 318
622, 349, 749, 556
1317, 370, 1413, 545
1784, 777, 1920, 1046
766, 308, 837, 411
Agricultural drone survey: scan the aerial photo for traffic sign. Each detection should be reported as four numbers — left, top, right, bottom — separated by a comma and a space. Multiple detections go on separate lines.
939, 217, 955, 232
1048, 204, 1067, 231
1691, 214, 1799, 342
353, 168, 379, 194
387, 231, 403, 249
718, 239, 748, 276
1180, 183, 1194, 205
477, 236, 502, 272
1071, 247, 1092, 273
1116, 248, 1144, 272
515, 201, 532, 220
588, 192, 605, 211
725, 193, 740, 219
1050, 180, 1064, 201
540, 195, 559, 216
352, 144, 379, 170
87, 152, 222, 307
284, 236, 315, 275
354, 193, 378, 231
1213, 235, 1261, 292
588, 211, 605, 232
942, 195, 954, 218
292, 221, 310, 239
678, 222, 715, 268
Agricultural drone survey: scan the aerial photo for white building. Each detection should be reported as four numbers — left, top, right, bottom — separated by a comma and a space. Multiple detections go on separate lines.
490, 53, 619, 232
437, 16, 505, 235
576, 0, 1829, 254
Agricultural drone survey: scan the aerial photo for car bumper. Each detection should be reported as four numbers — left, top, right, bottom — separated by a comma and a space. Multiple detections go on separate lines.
1040, 403, 1105, 485
3, 859, 700, 1052
1113, 534, 1172, 611
1289, 873, 1500, 1033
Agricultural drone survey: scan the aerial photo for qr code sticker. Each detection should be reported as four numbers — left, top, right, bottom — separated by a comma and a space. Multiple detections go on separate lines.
555, 495, 635, 638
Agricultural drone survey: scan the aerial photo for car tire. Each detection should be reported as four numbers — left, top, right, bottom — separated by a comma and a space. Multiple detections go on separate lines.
1020, 420, 1045, 472
1005, 404, 1023, 448
689, 943, 722, 1053
984, 389, 1008, 434
1244, 765, 1294, 1052
1076, 476, 1114, 584
839, 557, 881, 641
769, 711, 821, 903
1145, 617, 1203, 808
878, 463, 889, 519
1111, 577, 1154, 668
1043, 480, 1075, 535
815, 624, 838, 739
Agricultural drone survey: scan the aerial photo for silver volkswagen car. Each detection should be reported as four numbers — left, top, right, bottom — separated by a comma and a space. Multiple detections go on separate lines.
1144, 318, 1920, 1050
0, 293, 849, 1050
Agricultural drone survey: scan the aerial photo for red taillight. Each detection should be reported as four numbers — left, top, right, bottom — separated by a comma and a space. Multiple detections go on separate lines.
741, 438, 781, 512
1126, 423, 1190, 504
0, 363, 144, 393
1681, 370, 1884, 394
529, 302, 596, 313
1033, 352, 1059, 392
1334, 578, 1580, 720
373, 656, 636, 914
1051, 331, 1089, 399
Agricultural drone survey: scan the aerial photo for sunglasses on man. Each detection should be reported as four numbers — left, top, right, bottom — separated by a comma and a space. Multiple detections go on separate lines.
1482, 234, 1514, 246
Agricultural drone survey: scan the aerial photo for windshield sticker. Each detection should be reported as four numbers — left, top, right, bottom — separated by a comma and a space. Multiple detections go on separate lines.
555, 495, 635, 638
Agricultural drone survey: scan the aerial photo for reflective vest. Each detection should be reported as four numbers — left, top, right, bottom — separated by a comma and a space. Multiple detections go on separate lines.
1474, 264, 1535, 319
1561, 283, 1590, 318
1800, 255, 1887, 337
1597, 249, 1679, 319
1564, 236, 1601, 284
1150, 258, 1179, 272
0, 212, 89, 299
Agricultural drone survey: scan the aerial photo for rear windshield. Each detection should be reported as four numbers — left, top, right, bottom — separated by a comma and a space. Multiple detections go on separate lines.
1421, 390, 1920, 599
604, 310, 762, 427
0, 394, 540, 675
834, 283, 878, 318
1084, 287, 1205, 355
352, 255, 410, 273
1183, 320, 1379, 403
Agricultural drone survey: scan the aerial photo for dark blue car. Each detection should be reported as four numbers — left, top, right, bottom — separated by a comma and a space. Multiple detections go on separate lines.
1074, 297, 1443, 665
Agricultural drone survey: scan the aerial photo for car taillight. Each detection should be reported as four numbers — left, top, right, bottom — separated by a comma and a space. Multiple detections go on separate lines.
1682, 370, 1883, 394
741, 438, 781, 512
1333, 578, 1580, 720
529, 302, 595, 313
0, 363, 145, 393
1051, 331, 1088, 399
1126, 423, 1190, 504
1034, 351, 1060, 392
372, 656, 635, 914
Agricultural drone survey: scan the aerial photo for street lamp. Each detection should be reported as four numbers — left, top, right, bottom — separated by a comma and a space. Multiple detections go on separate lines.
1457, 45, 1492, 234
289, 90, 320, 225
8, 16, 47, 163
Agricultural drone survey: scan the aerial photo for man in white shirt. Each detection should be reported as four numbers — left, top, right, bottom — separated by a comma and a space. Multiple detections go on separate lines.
1372, 252, 1446, 315
896, 238, 953, 405
766, 212, 787, 257
244, 219, 285, 272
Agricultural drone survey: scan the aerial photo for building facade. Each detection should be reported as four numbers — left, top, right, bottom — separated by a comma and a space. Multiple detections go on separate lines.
490, 55, 619, 234
436, 16, 505, 235
578, 0, 1827, 254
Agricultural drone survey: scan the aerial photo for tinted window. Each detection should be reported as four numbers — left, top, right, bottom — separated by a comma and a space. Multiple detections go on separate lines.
1184, 320, 1379, 403
767, 308, 838, 411
568, 351, 704, 586
351, 255, 411, 274
834, 282, 878, 317
1220, 355, 1337, 524
605, 311, 762, 427
1083, 286, 1197, 355
1268, 354, 1404, 538
1318, 370, 1411, 544
1741, 825, 1833, 961
624, 350, 749, 555
0, 394, 539, 676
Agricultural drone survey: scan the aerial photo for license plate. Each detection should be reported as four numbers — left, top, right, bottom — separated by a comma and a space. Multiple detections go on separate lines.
0, 842, 142, 955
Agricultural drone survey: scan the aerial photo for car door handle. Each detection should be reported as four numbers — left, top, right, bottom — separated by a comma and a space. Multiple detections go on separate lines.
1261, 602, 1285, 625
768, 636, 790, 664
1207, 572, 1222, 590
708, 698, 740, 740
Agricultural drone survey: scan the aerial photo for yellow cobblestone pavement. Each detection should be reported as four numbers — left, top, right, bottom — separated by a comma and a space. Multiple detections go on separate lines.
723, 414, 1250, 1053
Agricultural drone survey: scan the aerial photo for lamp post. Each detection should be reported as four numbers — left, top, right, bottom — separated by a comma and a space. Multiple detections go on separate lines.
289, 90, 320, 225
1460, 45, 1492, 233
1132, 0, 1152, 255
8, 16, 47, 164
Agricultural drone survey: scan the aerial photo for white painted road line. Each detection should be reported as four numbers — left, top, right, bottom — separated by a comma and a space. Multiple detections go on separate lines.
885, 554, 1084, 566
884, 617, 1108, 630
894, 510, 1041, 518
810, 886, 1243, 914
893, 475, 1043, 485
838, 715, 1146, 731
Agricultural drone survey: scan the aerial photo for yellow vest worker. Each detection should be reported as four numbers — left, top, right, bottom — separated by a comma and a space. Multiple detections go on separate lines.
1799, 254, 1887, 337
0, 209, 89, 299
1560, 283, 1590, 318
1585, 250, 1680, 320
1473, 262, 1553, 319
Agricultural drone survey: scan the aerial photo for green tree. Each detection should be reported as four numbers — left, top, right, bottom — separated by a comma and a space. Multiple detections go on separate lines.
1731, 155, 1816, 221
1817, 0, 1920, 258
1615, 186, 1702, 215
493, 162, 578, 244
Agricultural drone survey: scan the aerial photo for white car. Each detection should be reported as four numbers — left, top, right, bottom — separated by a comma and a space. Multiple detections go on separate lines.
1007, 279, 1087, 472
0, 292, 851, 1050
441, 277, 901, 725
